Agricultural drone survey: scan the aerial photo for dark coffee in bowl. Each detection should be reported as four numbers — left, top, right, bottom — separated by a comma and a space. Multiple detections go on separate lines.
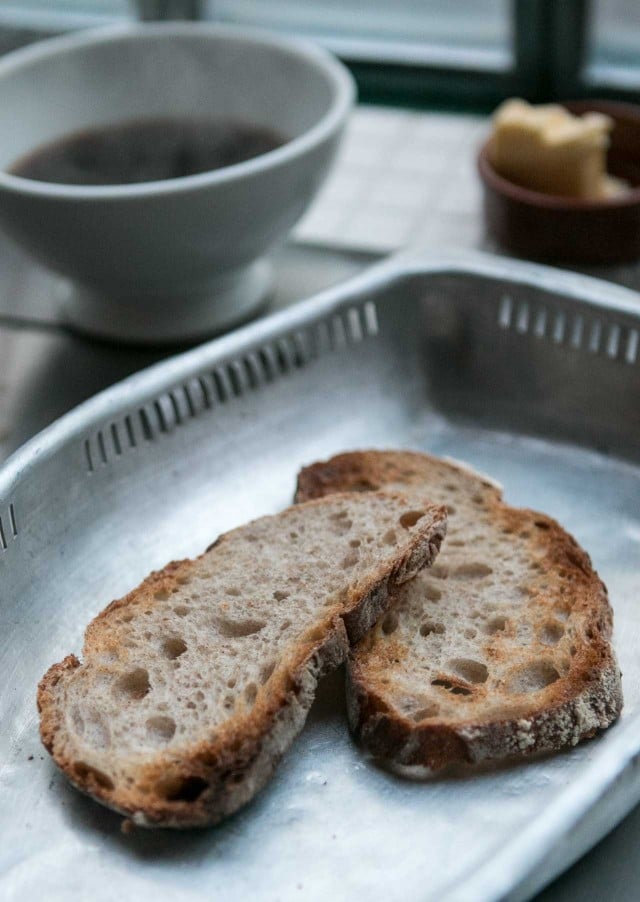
9, 117, 287, 186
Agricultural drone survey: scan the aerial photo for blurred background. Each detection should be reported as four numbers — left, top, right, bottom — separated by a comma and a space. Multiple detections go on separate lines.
0, 1, 638, 108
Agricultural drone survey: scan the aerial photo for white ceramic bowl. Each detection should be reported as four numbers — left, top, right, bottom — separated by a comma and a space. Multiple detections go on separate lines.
0, 23, 354, 342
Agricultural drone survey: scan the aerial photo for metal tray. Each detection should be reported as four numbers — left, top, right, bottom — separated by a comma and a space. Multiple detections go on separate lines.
1, 250, 639, 902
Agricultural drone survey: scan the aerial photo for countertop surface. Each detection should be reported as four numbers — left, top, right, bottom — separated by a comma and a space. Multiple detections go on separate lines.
1, 106, 638, 902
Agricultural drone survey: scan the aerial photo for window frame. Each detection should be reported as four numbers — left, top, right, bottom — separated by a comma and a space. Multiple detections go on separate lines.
0, 0, 637, 110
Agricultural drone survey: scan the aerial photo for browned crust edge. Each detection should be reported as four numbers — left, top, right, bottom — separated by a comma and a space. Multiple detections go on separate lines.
295, 450, 624, 772
345, 652, 622, 773
37, 492, 446, 828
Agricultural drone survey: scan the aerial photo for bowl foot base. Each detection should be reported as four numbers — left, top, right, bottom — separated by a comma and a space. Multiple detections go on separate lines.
57, 258, 273, 344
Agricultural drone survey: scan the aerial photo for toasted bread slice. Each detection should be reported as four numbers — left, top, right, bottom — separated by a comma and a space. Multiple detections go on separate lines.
296, 451, 622, 772
38, 491, 446, 827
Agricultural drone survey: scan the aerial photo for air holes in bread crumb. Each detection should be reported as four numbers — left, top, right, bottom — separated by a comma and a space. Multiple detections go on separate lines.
451, 562, 493, 579
412, 703, 439, 721
464, 628, 477, 639
162, 637, 187, 659
273, 590, 289, 601
330, 514, 353, 536
341, 550, 359, 569
449, 658, 488, 684
154, 589, 170, 601
73, 761, 114, 790
399, 510, 425, 529
174, 605, 189, 617
540, 621, 564, 645
381, 611, 399, 635
146, 716, 176, 742
431, 679, 472, 696
431, 564, 449, 579
420, 620, 445, 637
71, 708, 84, 737
225, 587, 241, 596
350, 539, 361, 548
350, 478, 379, 492
215, 616, 266, 638
116, 668, 150, 700
383, 529, 397, 546
508, 661, 559, 693
245, 683, 258, 705
424, 583, 442, 602
486, 615, 508, 635
157, 775, 208, 802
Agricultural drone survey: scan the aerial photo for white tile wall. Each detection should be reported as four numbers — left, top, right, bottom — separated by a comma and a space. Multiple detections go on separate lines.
294, 105, 640, 294
294, 106, 489, 254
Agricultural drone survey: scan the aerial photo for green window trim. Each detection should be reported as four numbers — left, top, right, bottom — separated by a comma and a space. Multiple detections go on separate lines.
0, 0, 637, 112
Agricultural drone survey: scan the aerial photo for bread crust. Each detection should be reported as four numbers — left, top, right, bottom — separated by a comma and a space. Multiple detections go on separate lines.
296, 450, 623, 771
38, 492, 446, 827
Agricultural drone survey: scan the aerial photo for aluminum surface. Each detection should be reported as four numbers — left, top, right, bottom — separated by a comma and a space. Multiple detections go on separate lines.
1, 250, 639, 902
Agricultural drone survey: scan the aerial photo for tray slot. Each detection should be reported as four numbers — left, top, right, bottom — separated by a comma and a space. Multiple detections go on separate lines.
183, 377, 209, 416
533, 306, 547, 338
96, 430, 108, 465
347, 306, 365, 342
84, 437, 94, 473
0, 502, 16, 552
515, 300, 529, 334
495, 291, 639, 368
569, 314, 584, 349
498, 294, 513, 329
292, 329, 313, 365
212, 366, 234, 402
109, 422, 123, 458
228, 359, 251, 396
606, 324, 621, 360
196, 373, 216, 409
138, 408, 155, 443
123, 414, 138, 449
363, 300, 379, 336
256, 344, 280, 382
168, 386, 194, 425
330, 313, 348, 350
275, 335, 298, 372
552, 311, 566, 344
588, 319, 603, 354
78, 299, 380, 475
243, 352, 265, 389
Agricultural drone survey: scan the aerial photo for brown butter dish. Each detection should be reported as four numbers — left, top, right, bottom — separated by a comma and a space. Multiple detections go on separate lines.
478, 100, 640, 264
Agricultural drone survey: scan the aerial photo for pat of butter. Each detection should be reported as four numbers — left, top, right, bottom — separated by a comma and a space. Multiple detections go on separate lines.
490, 98, 627, 199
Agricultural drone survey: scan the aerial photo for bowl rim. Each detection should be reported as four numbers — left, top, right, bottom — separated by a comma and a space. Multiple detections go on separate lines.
0, 21, 355, 200
477, 137, 640, 212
